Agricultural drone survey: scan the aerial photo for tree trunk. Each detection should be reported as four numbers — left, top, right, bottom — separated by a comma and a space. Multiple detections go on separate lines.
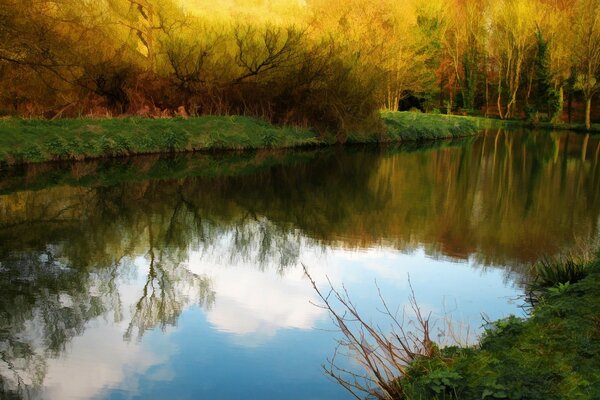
585, 97, 592, 130
485, 76, 489, 117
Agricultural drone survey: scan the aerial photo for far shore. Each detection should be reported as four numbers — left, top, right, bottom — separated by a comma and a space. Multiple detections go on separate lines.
0, 111, 596, 167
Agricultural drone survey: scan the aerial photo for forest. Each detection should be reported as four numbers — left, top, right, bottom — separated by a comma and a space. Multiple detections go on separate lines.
1, 0, 600, 134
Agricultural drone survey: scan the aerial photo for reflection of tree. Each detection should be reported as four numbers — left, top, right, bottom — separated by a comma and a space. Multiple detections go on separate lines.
0, 243, 215, 398
2, 131, 599, 270
0, 248, 115, 399
124, 220, 215, 341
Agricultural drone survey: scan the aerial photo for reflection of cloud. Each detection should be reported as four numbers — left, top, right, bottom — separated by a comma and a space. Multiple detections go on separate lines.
184, 246, 514, 346
14, 244, 520, 398
42, 321, 168, 400
187, 253, 327, 345
32, 270, 176, 400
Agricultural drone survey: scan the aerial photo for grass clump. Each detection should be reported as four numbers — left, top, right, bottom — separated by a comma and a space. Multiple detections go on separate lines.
532, 254, 592, 288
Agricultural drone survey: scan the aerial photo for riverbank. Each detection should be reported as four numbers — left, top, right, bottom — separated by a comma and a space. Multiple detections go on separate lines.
462, 114, 600, 133
0, 112, 479, 166
399, 252, 600, 399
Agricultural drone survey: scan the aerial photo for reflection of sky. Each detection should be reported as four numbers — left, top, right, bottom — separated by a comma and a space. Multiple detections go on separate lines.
32, 244, 523, 400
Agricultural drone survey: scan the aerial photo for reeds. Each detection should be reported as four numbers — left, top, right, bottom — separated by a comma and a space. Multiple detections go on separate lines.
533, 254, 591, 287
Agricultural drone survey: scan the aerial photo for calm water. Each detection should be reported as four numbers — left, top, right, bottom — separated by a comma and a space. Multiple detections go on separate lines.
0, 129, 599, 399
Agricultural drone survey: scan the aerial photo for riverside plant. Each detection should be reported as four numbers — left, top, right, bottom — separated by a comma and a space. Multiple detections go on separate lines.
303, 266, 450, 400
532, 254, 591, 288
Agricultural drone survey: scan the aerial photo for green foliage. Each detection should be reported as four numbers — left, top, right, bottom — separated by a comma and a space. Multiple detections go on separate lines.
12, 144, 44, 162
420, 369, 463, 397
547, 281, 571, 295
261, 131, 277, 147
162, 130, 190, 151
114, 135, 132, 153
45, 136, 72, 159
482, 316, 526, 340
533, 255, 591, 287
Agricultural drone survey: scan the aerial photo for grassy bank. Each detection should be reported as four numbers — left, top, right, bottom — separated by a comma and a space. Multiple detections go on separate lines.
0, 112, 479, 166
317, 249, 600, 399
376, 111, 479, 142
463, 114, 600, 133
0, 116, 318, 166
399, 253, 600, 399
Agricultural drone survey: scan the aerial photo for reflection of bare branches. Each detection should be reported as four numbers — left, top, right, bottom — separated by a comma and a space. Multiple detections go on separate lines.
304, 266, 437, 400
124, 222, 215, 341
1, 339, 47, 400
0, 202, 79, 231
123, 259, 215, 341
226, 216, 302, 271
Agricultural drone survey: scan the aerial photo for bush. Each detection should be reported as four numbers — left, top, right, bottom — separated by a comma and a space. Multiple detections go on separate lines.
12, 144, 44, 162
162, 130, 190, 151
45, 136, 72, 159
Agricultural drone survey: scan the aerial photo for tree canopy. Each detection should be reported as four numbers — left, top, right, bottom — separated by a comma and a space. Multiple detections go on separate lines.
0, 0, 599, 129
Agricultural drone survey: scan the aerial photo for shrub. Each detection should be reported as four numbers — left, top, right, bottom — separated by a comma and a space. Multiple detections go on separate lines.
45, 136, 71, 159
162, 130, 190, 151
14, 144, 44, 162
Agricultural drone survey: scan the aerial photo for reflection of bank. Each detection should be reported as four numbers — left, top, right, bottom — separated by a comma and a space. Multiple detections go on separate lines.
1, 130, 598, 272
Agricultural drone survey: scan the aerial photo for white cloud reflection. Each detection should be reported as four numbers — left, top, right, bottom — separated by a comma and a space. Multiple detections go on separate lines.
185, 246, 520, 346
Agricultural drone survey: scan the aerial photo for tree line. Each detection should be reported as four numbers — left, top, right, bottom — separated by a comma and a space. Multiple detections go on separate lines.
0, 0, 599, 131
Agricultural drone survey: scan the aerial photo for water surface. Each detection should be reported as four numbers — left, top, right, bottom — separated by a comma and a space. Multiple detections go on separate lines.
0, 129, 599, 399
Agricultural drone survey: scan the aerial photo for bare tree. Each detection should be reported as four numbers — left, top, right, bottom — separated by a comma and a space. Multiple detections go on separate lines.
233, 24, 303, 83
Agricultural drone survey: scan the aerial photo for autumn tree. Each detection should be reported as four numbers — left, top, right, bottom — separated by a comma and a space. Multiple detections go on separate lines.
572, 0, 600, 129
490, 0, 539, 119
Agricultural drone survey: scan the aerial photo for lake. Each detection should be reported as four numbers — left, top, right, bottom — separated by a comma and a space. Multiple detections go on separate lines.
0, 128, 599, 399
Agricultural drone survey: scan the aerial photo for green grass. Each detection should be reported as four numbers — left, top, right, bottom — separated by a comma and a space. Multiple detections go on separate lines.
0, 112, 484, 166
462, 115, 600, 133
532, 254, 593, 288
377, 111, 480, 142
399, 252, 600, 400
0, 112, 596, 166
0, 115, 320, 166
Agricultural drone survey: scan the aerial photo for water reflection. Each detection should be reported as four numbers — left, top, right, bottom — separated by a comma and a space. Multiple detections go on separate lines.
0, 129, 598, 398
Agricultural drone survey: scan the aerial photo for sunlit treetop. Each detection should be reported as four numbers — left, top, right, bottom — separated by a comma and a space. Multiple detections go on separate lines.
179, 0, 308, 21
